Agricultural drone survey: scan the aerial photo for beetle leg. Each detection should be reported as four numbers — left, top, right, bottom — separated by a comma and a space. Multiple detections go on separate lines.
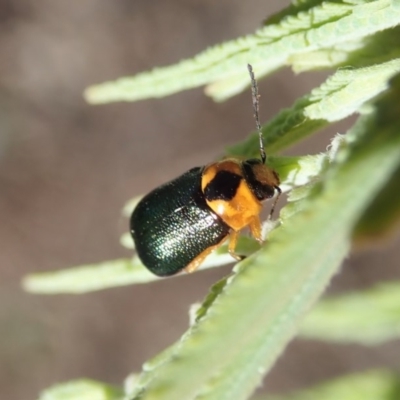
184, 237, 228, 273
249, 216, 263, 243
228, 231, 245, 261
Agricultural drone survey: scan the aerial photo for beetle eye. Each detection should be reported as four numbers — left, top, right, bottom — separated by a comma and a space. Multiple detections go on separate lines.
242, 160, 275, 200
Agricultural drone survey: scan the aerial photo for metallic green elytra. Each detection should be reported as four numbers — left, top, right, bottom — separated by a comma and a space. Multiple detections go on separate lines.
130, 167, 230, 276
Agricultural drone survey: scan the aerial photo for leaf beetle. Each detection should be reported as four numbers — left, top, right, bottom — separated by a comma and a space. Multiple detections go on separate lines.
130, 64, 281, 276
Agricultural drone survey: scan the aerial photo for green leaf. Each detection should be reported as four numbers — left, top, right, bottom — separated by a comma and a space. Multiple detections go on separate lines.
38, 379, 123, 400
21, 238, 266, 294
228, 58, 400, 157
125, 77, 400, 400
21, 240, 259, 294
22, 258, 157, 294
252, 369, 400, 400
290, 24, 400, 72
353, 163, 400, 242
84, 0, 400, 104
300, 281, 400, 344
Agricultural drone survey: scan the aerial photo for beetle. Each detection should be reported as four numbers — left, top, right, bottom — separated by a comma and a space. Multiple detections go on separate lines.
130, 64, 281, 276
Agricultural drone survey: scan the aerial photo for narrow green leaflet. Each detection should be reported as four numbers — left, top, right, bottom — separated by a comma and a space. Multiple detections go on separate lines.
290, 25, 400, 72
300, 281, 400, 344
22, 258, 157, 294
354, 163, 400, 241
21, 241, 255, 294
228, 58, 400, 157
84, 0, 400, 103
125, 78, 400, 400
38, 379, 123, 400
252, 369, 400, 400
305, 59, 400, 121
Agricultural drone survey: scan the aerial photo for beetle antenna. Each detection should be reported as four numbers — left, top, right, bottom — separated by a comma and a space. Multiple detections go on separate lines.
247, 64, 266, 164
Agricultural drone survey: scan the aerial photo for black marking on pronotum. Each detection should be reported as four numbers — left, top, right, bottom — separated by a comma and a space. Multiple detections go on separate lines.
204, 170, 242, 202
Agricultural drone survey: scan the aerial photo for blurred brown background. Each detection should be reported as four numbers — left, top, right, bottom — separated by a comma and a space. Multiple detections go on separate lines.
1, 1, 399, 399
